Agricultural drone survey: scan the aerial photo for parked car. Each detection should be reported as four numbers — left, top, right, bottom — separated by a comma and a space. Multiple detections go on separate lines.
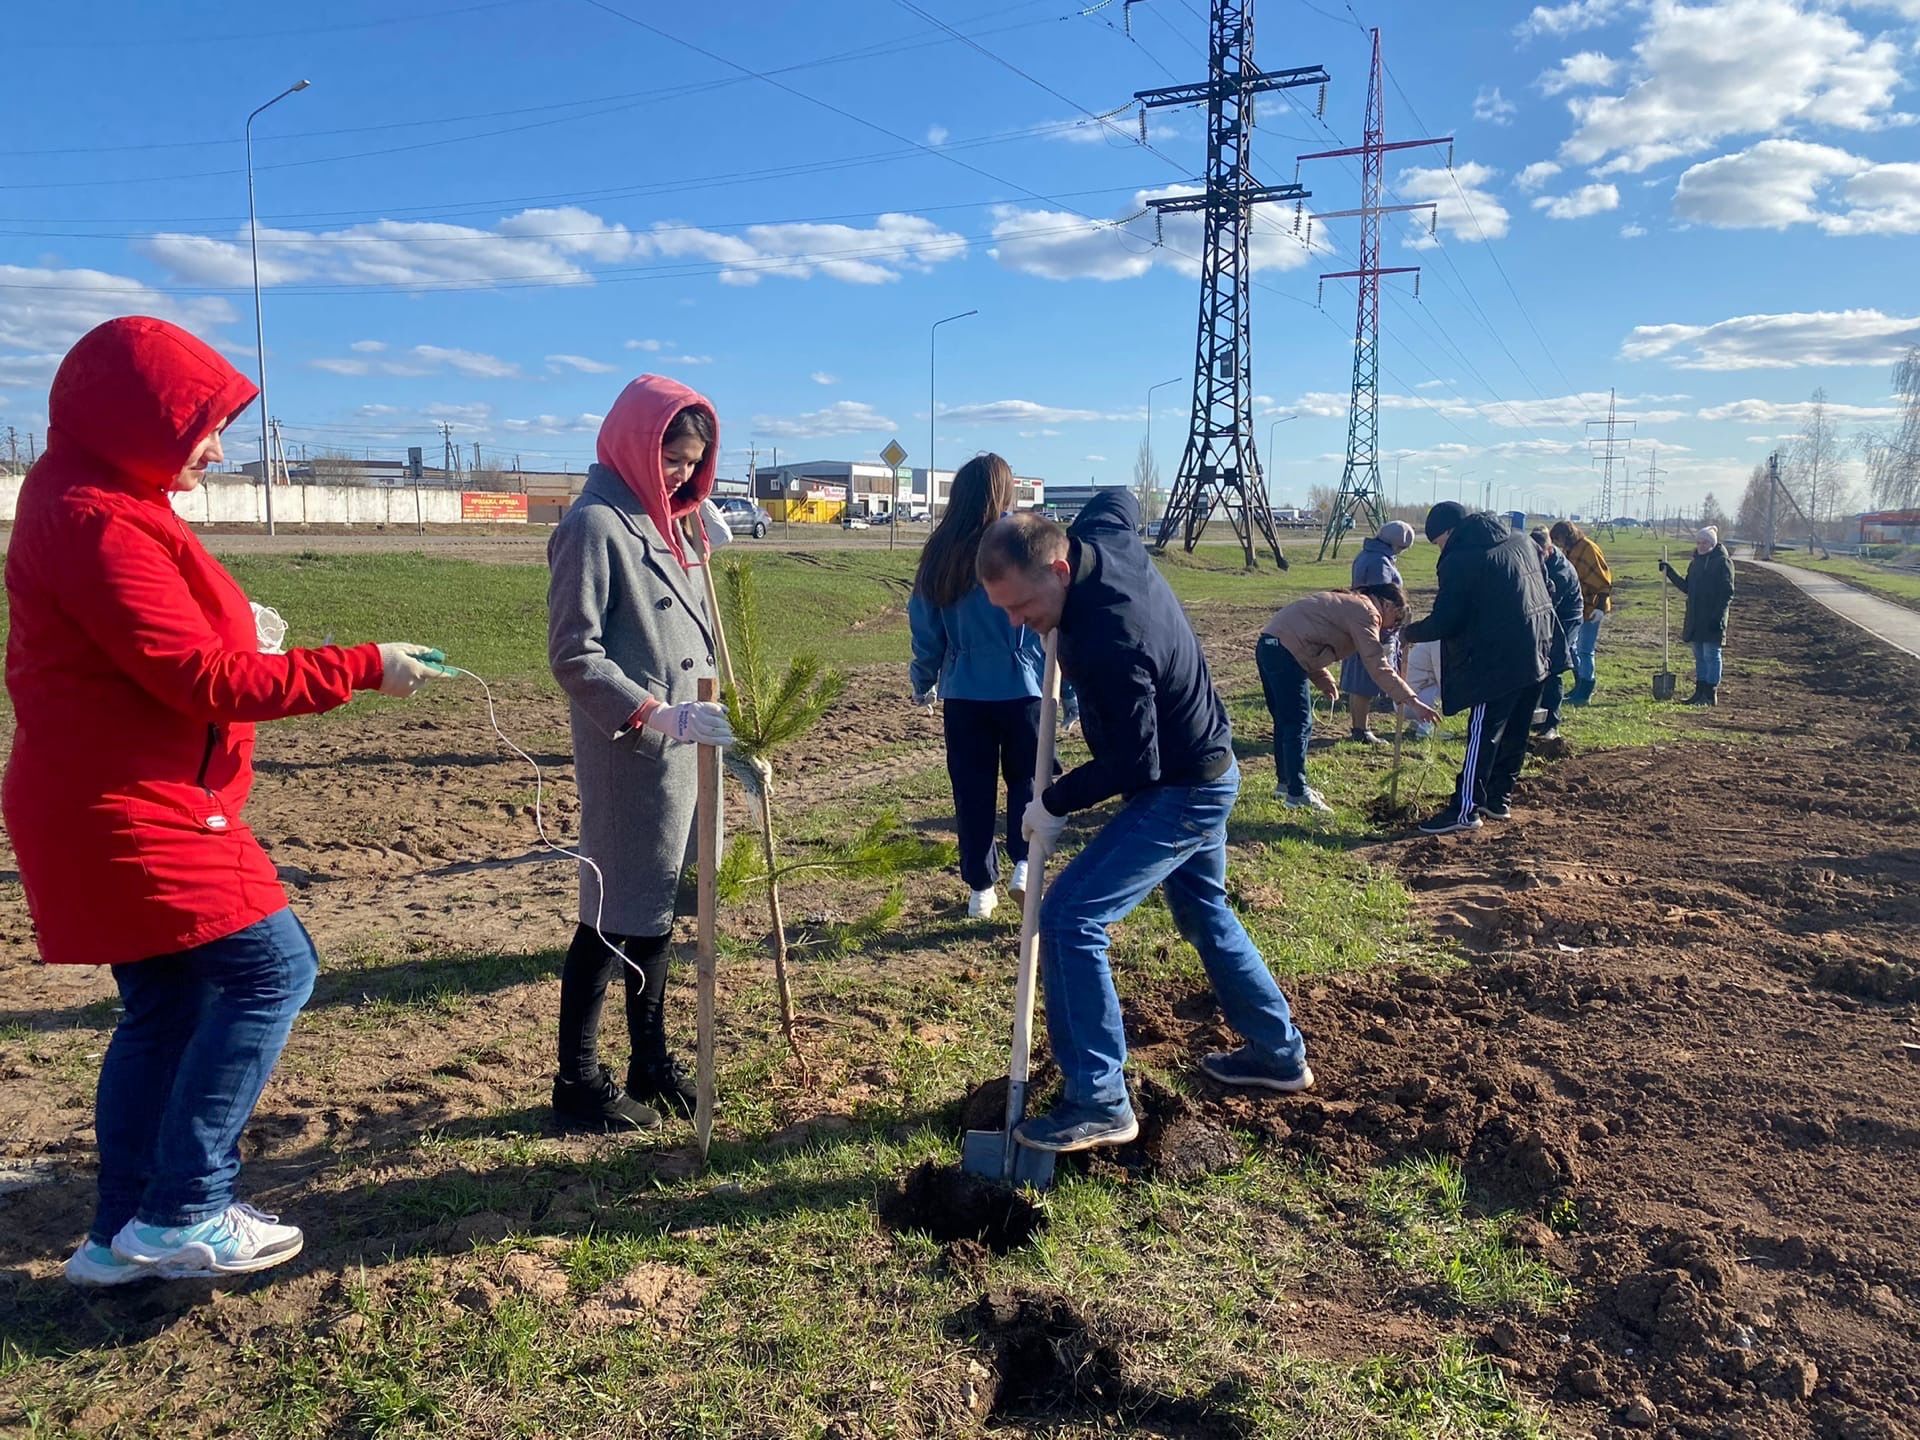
841, 513, 871, 530
712, 496, 771, 539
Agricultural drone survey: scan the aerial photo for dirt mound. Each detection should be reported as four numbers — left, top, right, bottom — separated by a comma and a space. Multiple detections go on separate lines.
876, 1161, 1047, 1255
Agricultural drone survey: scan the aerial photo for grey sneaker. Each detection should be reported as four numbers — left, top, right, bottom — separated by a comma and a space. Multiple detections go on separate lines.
1012, 1102, 1140, 1153
1418, 808, 1483, 835
1283, 788, 1334, 813
1201, 1047, 1315, 1093
111, 1203, 303, 1278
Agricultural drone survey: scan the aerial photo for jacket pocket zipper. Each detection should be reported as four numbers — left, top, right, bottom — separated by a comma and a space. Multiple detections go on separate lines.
196, 725, 230, 831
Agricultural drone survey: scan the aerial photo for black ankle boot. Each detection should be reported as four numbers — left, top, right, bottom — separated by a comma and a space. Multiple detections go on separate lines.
553, 1065, 661, 1132
1681, 685, 1708, 705
1701, 683, 1717, 707
628, 1055, 697, 1119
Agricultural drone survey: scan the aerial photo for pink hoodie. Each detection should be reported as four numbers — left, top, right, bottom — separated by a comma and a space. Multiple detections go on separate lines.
595, 373, 721, 571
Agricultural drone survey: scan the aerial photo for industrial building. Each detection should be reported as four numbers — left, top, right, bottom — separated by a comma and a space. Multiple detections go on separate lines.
752, 460, 1043, 523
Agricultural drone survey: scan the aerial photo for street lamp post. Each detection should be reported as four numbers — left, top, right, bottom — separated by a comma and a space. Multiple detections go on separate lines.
247, 78, 310, 538
1265, 413, 1297, 506
929, 309, 977, 521
1145, 375, 1181, 518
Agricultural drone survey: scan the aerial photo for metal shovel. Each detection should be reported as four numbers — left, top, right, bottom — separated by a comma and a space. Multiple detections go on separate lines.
1653, 545, 1677, 700
960, 633, 1062, 1191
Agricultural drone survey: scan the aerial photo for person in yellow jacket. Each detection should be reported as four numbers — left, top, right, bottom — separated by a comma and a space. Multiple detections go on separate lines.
1549, 521, 1612, 705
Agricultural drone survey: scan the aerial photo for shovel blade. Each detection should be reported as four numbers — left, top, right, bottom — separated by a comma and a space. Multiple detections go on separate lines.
959, 1128, 1057, 1190
1652, 671, 1677, 700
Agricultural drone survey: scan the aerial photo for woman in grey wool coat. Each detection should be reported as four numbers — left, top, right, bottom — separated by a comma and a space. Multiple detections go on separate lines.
546, 374, 737, 1132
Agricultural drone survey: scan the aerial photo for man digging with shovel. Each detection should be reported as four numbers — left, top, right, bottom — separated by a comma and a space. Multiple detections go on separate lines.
975, 492, 1311, 1154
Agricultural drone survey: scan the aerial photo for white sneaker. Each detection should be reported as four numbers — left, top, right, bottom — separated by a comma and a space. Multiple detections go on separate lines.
966, 888, 998, 920
112, 1203, 304, 1277
64, 1238, 153, 1287
1008, 861, 1030, 901
1283, 788, 1334, 813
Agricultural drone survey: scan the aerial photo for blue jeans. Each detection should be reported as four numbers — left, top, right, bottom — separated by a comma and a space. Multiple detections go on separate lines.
1037, 763, 1306, 1111
943, 696, 1043, 891
1255, 637, 1312, 799
1573, 616, 1604, 683
1690, 641, 1723, 686
92, 908, 318, 1243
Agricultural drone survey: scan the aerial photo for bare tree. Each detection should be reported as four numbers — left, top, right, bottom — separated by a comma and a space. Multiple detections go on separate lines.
307, 447, 363, 484
1131, 434, 1162, 522
1699, 493, 1729, 532
1789, 388, 1849, 530
1306, 482, 1339, 519
1735, 462, 1771, 539
1863, 346, 1920, 512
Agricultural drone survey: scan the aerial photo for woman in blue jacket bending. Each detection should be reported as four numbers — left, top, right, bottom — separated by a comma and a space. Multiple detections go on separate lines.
909, 453, 1052, 920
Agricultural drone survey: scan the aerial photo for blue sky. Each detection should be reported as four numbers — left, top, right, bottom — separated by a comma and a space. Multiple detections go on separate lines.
3, 0, 1917, 516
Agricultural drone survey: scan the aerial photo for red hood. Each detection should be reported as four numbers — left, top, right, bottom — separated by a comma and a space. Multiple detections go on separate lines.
45, 316, 258, 493
595, 373, 719, 569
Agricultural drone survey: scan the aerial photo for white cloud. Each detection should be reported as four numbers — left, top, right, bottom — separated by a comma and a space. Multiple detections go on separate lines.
0, 264, 237, 392
1672, 139, 1870, 228
939, 399, 1133, 426
810, 371, 838, 386
1516, 161, 1564, 191
547, 353, 616, 374
1697, 397, 1898, 423
1289, 387, 1686, 428
1622, 308, 1920, 369
1395, 162, 1511, 242
306, 344, 519, 380
927, 124, 949, 146
1474, 86, 1518, 125
309, 358, 371, 377
990, 187, 1319, 282
1560, 0, 1911, 176
1536, 50, 1622, 94
1516, 0, 1641, 39
752, 401, 896, 440
626, 338, 667, 351
1532, 182, 1622, 219
1082, 454, 1108, 463
349, 339, 387, 353
501, 412, 605, 436
1621, 222, 1648, 237
646, 212, 966, 286
1831, 161, 1920, 235
141, 206, 645, 290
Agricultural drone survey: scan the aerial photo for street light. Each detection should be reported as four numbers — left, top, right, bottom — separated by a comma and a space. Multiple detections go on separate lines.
1265, 413, 1298, 504
929, 308, 977, 521
247, 78, 310, 538
1145, 375, 1182, 514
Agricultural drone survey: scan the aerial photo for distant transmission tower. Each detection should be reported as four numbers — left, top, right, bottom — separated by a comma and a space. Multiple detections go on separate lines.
1139, 0, 1327, 569
1299, 28, 1451, 558
1642, 446, 1666, 533
1584, 388, 1634, 539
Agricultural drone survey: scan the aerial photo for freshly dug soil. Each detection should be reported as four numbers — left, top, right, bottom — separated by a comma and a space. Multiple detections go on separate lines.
877, 1161, 1048, 1254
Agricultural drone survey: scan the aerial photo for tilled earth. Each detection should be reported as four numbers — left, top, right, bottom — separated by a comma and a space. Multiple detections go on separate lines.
1, 565, 1916, 1437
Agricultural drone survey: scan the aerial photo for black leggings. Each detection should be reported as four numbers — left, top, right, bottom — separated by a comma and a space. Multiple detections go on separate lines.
556, 925, 670, 1083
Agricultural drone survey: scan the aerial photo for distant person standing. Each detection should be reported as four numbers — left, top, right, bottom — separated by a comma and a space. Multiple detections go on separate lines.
1401, 503, 1555, 834
1658, 526, 1736, 706
1258, 584, 1437, 812
1529, 527, 1583, 740
909, 453, 1050, 920
1549, 521, 1612, 706
1338, 521, 1415, 746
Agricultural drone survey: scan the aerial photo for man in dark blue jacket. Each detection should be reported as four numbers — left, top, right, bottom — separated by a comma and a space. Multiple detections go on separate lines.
1400, 502, 1555, 834
976, 490, 1309, 1152
1530, 528, 1584, 739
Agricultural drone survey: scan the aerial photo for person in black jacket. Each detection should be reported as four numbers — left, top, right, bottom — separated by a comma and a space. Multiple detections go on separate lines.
1530, 527, 1584, 739
975, 491, 1310, 1153
1400, 502, 1554, 834
1658, 525, 1736, 706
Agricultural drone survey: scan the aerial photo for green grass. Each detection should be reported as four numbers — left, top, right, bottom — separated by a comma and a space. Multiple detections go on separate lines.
1766, 550, 1920, 612
1358, 1157, 1569, 1313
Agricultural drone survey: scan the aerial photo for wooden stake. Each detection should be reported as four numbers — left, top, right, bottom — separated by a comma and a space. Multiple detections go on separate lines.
695, 676, 720, 1168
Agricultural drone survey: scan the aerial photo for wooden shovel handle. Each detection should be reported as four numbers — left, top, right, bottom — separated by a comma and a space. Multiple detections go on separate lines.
1003, 632, 1061, 1137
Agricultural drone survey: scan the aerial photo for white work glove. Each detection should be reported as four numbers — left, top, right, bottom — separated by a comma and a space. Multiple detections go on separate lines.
911, 686, 939, 710
643, 700, 736, 747
377, 643, 445, 698
1021, 795, 1068, 852
699, 498, 734, 552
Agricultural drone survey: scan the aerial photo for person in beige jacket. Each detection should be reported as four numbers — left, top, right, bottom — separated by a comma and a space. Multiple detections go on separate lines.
1256, 583, 1437, 811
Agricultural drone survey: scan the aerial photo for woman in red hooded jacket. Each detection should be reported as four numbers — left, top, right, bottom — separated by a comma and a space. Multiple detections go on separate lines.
4, 317, 446, 1285
544, 374, 742, 1132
